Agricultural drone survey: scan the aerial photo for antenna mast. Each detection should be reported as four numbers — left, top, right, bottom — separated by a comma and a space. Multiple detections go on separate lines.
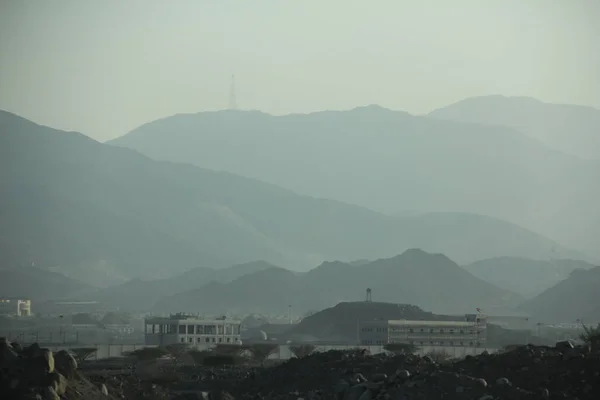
228, 74, 238, 110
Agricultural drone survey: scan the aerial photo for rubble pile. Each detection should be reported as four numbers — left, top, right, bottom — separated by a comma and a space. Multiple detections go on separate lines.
0, 337, 113, 399
3, 338, 599, 399
234, 343, 600, 400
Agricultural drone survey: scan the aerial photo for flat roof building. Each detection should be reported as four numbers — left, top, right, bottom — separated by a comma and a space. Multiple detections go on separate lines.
144, 314, 242, 348
359, 313, 487, 347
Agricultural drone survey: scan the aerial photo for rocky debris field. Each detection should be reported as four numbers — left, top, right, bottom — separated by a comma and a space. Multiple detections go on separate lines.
2, 338, 599, 400
0, 337, 115, 399
233, 342, 599, 400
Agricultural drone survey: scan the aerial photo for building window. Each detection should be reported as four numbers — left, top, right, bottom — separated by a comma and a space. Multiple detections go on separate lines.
187, 325, 194, 335
205, 338, 210, 343
449, 329, 454, 334
420, 328, 424, 332
178, 325, 186, 334
440, 329, 445, 333
226, 337, 231, 343
196, 325, 205, 334
211, 337, 216, 342
218, 338, 223, 343
188, 337, 193, 343
430, 329, 434, 333
205, 325, 216, 335
180, 338, 185, 343
409, 329, 414, 333
197, 337, 202, 343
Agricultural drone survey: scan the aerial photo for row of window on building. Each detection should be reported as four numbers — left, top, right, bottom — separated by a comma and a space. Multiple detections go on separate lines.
145, 324, 241, 335
179, 335, 242, 344
362, 339, 482, 346
362, 327, 475, 334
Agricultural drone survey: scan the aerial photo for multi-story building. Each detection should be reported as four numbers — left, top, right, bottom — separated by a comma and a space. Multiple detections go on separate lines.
144, 314, 242, 348
359, 313, 487, 347
0, 298, 31, 317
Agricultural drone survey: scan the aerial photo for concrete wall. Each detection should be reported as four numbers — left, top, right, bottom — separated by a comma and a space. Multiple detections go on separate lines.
40, 343, 498, 360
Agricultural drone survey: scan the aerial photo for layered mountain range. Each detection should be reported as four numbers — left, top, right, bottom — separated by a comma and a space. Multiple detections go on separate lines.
110, 98, 600, 258
2, 109, 585, 286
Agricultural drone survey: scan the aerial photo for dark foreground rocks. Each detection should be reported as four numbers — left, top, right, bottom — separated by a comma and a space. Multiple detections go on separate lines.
0, 338, 114, 399
3, 339, 599, 399
233, 344, 600, 400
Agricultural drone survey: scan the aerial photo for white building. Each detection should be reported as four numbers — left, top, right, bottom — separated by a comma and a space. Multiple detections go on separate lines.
359, 313, 487, 347
144, 314, 242, 348
0, 298, 31, 317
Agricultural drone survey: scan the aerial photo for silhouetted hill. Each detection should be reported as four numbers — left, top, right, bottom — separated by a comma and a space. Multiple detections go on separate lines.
520, 266, 600, 323
78, 261, 276, 311
110, 105, 600, 258
428, 95, 600, 160
0, 267, 92, 301
154, 249, 522, 315
2, 111, 585, 285
463, 257, 596, 298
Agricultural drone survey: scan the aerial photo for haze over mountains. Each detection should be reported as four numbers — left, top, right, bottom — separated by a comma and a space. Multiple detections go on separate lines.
520, 266, 600, 323
154, 249, 522, 315
2, 110, 587, 286
109, 98, 600, 258
462, 257, 596, 298
428, 95, 600, 160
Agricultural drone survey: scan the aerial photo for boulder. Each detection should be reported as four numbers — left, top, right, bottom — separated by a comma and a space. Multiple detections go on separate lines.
45, 372, 67, 396
42, 386, 60, 400
54, 350, 78, 378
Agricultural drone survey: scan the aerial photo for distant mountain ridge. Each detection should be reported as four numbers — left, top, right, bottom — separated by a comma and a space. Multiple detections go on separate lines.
109, 103, 600, 258
520, 266, 600, 323
428, 95, 600, 160
1, 110, 587, 285
0, 267, 92, 301
154, 249, 523, 315
74, 261, 277, 311
463, 257, 596, 298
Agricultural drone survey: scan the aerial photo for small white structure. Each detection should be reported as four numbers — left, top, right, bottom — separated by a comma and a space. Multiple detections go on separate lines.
144, 314, 242, 348
0, 298, 31, 317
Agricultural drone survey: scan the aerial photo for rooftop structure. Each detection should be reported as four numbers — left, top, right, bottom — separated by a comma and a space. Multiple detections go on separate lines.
144, 314, 242, 348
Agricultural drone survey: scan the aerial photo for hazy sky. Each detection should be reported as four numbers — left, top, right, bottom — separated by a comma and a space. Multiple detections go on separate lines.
1, 0, 598, 141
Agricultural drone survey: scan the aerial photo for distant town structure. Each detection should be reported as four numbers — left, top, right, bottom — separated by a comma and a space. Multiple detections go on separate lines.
144, 314, 242, 348
0, 298, 31, 317
359, 313, 487, 347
